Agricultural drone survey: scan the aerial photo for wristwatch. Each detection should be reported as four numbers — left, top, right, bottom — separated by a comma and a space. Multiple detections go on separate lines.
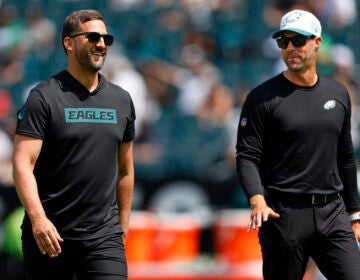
349, 212, 360, 222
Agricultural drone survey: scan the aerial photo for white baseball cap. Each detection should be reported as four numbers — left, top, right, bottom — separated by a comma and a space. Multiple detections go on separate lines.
272, 10, 322, 38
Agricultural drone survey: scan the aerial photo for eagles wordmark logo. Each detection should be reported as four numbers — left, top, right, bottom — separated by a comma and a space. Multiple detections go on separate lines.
64, 108, 117, 123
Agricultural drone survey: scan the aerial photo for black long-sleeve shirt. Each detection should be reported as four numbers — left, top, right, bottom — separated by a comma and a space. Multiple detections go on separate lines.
236, 73, 360, 213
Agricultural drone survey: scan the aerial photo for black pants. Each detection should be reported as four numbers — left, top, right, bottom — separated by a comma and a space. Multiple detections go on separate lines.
22, 231, 127, 280
260, 195, 360, 280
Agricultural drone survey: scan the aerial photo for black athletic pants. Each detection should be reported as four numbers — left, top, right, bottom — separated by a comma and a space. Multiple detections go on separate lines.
260, 194, 360, 280
22, 231, 127, 280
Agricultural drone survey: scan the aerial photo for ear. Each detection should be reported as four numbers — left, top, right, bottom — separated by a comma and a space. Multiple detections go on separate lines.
64, 37, 73, 51
314, 36, 322, 49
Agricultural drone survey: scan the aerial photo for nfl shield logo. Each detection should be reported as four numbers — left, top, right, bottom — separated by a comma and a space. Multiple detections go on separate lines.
240, 117, 247, 127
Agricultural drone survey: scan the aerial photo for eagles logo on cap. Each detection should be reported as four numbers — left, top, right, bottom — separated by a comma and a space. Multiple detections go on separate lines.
272, 9, 322, 39
281, 12, 303, 27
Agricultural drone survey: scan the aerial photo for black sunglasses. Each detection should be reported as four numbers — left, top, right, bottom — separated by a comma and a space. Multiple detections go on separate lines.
69, 32, 114, 46
276, 35, 315, 49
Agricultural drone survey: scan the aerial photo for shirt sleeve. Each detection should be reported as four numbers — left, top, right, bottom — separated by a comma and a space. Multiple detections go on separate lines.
122, 97, 136, 142
236, 89, 268, 199
16, 89, 48, 139
337, 91, 360, 213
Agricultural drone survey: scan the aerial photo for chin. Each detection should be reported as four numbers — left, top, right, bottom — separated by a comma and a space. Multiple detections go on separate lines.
91, 63, 104, 71
287, 64, 302, 72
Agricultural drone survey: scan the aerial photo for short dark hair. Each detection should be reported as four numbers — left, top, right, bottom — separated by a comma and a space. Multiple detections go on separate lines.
61, 9, 105, 54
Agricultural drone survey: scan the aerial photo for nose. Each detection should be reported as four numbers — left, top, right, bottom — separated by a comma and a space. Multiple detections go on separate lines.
96, 37, 106, 47
285, 40, 295, 49
92, 35, 106, 47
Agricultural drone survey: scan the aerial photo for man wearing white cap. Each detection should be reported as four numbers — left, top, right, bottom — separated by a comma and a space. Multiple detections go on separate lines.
236, 9, 360, 280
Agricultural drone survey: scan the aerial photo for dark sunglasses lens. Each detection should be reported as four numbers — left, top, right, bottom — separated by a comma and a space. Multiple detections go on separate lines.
86, 32, 113, 46
86, 32, 101, 43
291, 37, 307, 47
276, 36, 308, 49
103, 34, 114, 46
276, 37, 288, 49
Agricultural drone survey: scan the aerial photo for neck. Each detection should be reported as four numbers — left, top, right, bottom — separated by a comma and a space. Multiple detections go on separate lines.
283, 69, 318, 87
67, 65, 99, 92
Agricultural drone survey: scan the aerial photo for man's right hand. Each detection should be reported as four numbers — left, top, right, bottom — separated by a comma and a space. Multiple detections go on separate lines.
247, 194, 280, 232
32, 216, 63, 258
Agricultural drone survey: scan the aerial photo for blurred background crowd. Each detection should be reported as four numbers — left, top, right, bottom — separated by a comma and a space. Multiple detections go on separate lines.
0, 0, 360, 279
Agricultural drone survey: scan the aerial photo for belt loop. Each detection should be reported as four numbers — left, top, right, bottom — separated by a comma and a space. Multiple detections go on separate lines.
311, 194, 315, 205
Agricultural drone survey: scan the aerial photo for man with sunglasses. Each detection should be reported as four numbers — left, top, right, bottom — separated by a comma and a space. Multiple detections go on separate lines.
236, 9, 360, 280
12, 9, 135, 280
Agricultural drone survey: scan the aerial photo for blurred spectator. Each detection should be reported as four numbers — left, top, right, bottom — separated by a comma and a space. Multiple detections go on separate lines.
18, 3, 57, 86
134, 59, 239, 206
133, 58, 179, 182
262, 0, 311, 30
0, 89, 14, 187
310, 0, 357, 41
0, 54, 24, 89
108, 0, 142, 12
180, 0, 213, 31
193, 83, 233, 177
193, 83, 238, 205
196, 84, 234, 129
0, 88, 21, 280
0, 129, 13, 187
102, 47, 148, 138
211, 0, 248, 60
331, 44, 358, 99
21, 3, 57, 61
138, 58, 178, 120
331, 43, 360, 158
0, 4, 25, 55
175, 43, 221, 115
0, 5, 26, 108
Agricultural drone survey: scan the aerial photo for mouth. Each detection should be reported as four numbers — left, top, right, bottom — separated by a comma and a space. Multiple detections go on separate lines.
93, 52, 105, 57
286, 55, 300, 62
91, 52, 106, 63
